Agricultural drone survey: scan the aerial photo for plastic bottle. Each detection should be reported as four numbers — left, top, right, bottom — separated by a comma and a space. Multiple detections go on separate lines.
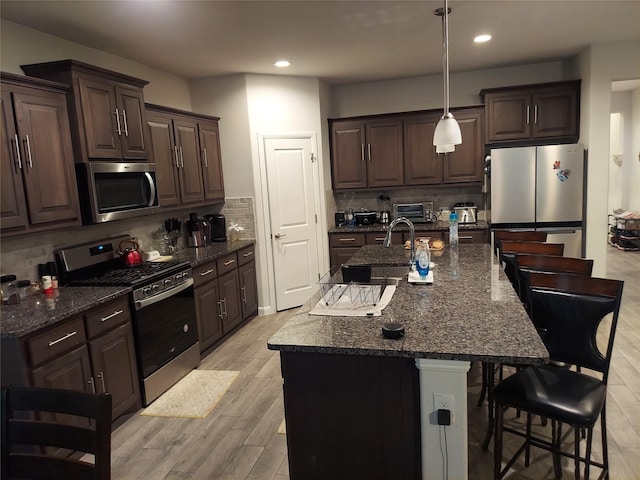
449, 212, 459, 246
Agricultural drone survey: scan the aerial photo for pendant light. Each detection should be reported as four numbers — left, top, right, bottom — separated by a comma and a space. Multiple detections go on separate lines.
433, 0, 462, 152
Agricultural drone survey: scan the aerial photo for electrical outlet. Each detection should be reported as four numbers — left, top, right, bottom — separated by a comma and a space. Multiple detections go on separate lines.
434, 393, 455, 424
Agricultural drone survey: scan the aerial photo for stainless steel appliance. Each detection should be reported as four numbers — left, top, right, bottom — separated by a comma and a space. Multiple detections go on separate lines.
355, 211, 377, 226
55, 235, 199, 406
186, 213, 209, 247
335, 211, 346, 227
490, 144, 586, 257
76, 162, 159, 224
453, 203, 477, 224
392, 202, 435, 223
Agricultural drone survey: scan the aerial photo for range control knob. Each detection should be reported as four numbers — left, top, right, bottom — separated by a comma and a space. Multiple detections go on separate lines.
142, 286, 152, 296
164, 278, 172, 287
151, 284, 160, 293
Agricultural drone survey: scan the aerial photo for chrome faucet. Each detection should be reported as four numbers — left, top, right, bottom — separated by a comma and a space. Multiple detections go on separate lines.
383, 216, 416, 266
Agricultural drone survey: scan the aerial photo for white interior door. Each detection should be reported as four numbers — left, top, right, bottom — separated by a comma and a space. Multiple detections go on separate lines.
265, 137, 320, 310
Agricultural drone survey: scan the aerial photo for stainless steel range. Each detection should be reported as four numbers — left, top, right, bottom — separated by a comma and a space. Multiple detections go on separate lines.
56, 235, 199, 406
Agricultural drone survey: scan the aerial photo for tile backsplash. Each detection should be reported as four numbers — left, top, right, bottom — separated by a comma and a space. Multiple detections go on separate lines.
0, 198, 256, 282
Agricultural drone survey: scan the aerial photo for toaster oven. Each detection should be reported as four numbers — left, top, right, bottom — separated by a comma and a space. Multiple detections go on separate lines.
392, 202, 435, 223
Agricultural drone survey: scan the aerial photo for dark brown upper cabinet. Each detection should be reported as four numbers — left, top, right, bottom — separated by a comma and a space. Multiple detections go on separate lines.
480, 80, 580, 145
21, 59, 151, 162
330, 118, 404, 190
1, 73, 81, 236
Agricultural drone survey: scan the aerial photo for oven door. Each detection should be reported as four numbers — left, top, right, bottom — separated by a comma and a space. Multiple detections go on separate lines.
132, 278, 199, 404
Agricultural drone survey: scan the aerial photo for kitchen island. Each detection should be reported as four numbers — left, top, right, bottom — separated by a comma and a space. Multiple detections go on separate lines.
268, 243, 548, 480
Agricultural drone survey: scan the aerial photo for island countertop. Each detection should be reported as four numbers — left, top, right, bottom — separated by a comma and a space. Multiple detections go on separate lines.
268, 243, 549, 365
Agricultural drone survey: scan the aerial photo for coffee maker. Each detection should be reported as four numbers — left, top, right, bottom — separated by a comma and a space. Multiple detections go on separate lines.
186, 213, 209, 247
204, 213, 227, 242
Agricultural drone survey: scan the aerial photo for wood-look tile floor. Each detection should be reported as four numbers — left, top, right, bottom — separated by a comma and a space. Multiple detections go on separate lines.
111, 248, 639, 479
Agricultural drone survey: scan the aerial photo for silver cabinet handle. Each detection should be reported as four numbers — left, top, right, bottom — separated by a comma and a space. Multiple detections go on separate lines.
242, 251, 254, 258
24, 135, 33, 168
97, 372, 106, 393
100, 309, 124, 322
223, 259, 236, 266
459, 236, 474, 240
199, 268, 215, 277
361, 144, 365, 162
274, 233, 286, 239
114, 109, 122, 135
88, 377, 96, 394
121, 109, 129, 136
374, 237, 386, 241
367, 143, 372, 162
202, 147, 208, 167
179, 146, 185, 168
534, 105, 538, 124
222, 298, 227, 316
338, 238, 356, 242
242, 285, 247, 303
173, 146, 180, 167
13, 134, 22, 169
217, 299, 224, 319
48, 331, 77, 347
526, 106, 530, 125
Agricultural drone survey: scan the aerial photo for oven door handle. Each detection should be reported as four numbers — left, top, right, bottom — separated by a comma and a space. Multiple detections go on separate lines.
134, 277, 194, 310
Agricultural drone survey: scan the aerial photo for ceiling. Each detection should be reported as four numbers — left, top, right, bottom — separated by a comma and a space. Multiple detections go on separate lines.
1, 0, 639, 85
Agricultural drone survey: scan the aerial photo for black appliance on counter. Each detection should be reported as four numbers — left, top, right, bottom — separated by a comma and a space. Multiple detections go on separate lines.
55, 235, 199, 406
205, 213, 227, 242
186, 213, 209, 247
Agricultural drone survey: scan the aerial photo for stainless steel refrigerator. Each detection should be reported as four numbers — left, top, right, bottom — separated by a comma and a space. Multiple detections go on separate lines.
490, 143, 586, 257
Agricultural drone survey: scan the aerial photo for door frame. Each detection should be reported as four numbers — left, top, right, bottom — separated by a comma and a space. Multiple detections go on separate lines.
256, 132, 329, 313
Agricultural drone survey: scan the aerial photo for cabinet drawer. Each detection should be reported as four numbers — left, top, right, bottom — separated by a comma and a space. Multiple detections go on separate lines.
84, 296, 131, 339
193, 261, 218, 288
445, 229, 487, 244
404, 231, 444, 243
217, 252, 238, 276
28, 316, 86, 367
329, 233, 365, 247
237, 245, 255, 266
365, 232, 402, 245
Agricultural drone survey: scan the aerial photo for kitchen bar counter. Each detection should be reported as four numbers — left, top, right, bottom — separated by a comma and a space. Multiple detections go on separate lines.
329, 219, 489, 234
0, 239, 255, 338
268, 244, 548, 480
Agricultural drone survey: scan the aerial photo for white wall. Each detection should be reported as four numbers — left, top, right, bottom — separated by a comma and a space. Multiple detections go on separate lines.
330, 61, 567, 117
0, 19, 192, 110
631, 88, 640, 210
574, 40, 640, 276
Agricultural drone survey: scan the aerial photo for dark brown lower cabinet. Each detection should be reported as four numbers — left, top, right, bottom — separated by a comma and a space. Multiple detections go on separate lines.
239, 262, 258, 320
31, 344, 92, 394
219, 269, 242, 332
280, 351, 421, 480
195, 273, 223, 351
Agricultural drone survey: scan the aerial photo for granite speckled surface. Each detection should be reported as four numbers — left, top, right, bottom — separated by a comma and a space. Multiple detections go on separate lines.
1, 240, 255, 338
268, 244, 549, 365
1, 286, 131, 337
329, 220, 489, 234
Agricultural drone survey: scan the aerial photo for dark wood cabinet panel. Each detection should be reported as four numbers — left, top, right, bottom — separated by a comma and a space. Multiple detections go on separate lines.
199, 121, 225, 203
1, 91, 28, 230
21, 59, 151, 163
219, 269, 242, 333
174, 117, 206, 204
31, 345, 92, 393
365, 232, 402, 246
88, 322, 140, 419
330, 247, 362, 270
366, 119, 404, 187
442, 109, 483, 184
481, 80, 580, 144
330, 121, 367, 189
145, 111, 181, 207
404, 114, 441, 185
239, 262, 258, 320
444, 229, 487, 244
195, 276, 223, 352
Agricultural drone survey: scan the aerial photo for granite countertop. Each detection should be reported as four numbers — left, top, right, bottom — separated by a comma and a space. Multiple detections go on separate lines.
329, 220, 489, 234
1, 239, 256, 338
268, 243, 549, 365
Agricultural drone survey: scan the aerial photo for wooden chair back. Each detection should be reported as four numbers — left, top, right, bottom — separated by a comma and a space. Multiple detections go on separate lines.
499, 241, 564, 287
493, 230, 548, 256
1, 385, 112, 480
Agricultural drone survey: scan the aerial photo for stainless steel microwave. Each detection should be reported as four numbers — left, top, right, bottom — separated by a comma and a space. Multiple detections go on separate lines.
77, 162, 159, 223
392, 202, 435, 223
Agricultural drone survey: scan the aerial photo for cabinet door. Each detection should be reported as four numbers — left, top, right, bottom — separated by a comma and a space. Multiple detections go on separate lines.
366, 119, 404, 187
31, 345, 92, 394
117, 87, 149, 159
330, 247, 361, 270
146, 111, 181, 207
331, 121, 367, 189
239, 262, 258, 320
219, 269, 242, 333
404, 114, 441, 185
88, 322, 140, 419
443, 109, 483, 184
195, 279, 223, 352
174, 118, 205, 204
484, 92, 531, 142
1, 91, 28, 230
532, 86, 578, 139
12, 91, 80, 225
199, 120, 225, 203
78, 77, 122, 159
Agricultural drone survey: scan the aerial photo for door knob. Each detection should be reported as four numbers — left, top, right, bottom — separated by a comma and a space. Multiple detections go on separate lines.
274, 233, 286, 239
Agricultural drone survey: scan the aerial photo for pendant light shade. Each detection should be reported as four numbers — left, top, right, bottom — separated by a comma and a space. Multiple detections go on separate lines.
433, 1, 462, 151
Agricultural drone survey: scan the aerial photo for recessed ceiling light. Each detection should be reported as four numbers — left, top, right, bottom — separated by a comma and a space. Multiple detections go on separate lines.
474, 34, 492, 43
274, 60, 290, 68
